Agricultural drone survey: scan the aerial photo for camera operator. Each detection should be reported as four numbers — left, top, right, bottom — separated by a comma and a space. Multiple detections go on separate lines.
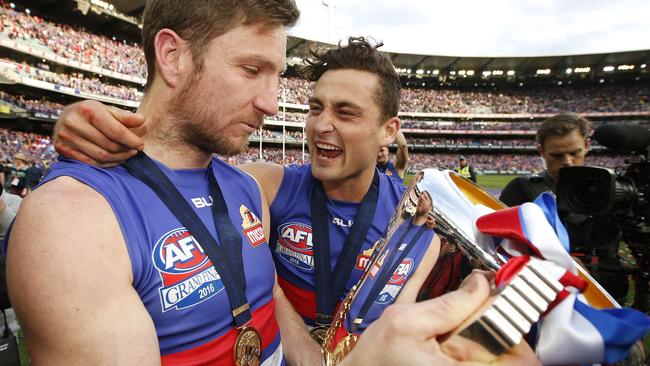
500, 113, 590, 205
500, 113, 629, 303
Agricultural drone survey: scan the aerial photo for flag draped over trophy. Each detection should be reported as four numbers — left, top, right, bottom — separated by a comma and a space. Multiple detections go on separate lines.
474, 192, 650, 365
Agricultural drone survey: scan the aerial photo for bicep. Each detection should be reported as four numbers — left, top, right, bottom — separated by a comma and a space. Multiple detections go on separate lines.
7, 178, 159, 365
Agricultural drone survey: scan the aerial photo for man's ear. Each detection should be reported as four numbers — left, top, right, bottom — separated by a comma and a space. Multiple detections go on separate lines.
381, 116, 400, 146
153, 29, 192, 89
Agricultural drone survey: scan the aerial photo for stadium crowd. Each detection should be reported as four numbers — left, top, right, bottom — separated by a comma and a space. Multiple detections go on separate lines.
401, 119, 650, 130
0, 91, 64, 116
406, 152, 625, 173
272, 77, 650, 114
0, 1, 146, 79
7, 60, 142, 102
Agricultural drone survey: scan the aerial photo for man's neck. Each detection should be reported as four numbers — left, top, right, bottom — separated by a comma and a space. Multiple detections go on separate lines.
320, 168, 376, 203
137, 96, 212, 169
142, 141, 212, 169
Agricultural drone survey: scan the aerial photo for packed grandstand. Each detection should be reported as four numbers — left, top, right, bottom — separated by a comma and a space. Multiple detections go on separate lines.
0, 0, 648, 183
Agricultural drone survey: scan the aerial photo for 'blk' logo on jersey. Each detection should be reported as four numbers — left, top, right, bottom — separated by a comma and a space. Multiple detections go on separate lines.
275, 222, 314, 271
152, 228, 224, 312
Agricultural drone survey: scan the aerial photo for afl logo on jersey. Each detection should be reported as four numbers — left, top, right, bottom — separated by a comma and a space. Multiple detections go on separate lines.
388, 258, 414, 285
374, 258, 415, 305
152, 228, 225, 312
275, 222, 314, 271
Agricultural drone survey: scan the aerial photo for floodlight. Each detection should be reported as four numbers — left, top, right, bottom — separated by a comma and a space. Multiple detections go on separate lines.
603, 66, 615, 72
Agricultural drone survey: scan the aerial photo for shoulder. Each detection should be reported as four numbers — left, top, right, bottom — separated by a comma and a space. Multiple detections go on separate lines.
238, 161, 286, 204
8, 175, 131, 278
11, 176, 121, 245
382, 172, 406, 192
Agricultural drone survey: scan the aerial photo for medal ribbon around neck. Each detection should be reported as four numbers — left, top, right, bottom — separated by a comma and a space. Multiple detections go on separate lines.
123, 151, 253, 328
310, 170, 380, 326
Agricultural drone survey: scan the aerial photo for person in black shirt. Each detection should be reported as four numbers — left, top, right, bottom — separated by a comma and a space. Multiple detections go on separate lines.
500, 113, 590, 206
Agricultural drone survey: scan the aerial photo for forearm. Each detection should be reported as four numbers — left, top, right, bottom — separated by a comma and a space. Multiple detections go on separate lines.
395, 145, 409, 171
274, 286, 321, 366
394, 132, 409, 174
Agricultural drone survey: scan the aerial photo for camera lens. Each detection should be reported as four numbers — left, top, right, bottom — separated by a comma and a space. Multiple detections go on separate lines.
575, 176, 608, 206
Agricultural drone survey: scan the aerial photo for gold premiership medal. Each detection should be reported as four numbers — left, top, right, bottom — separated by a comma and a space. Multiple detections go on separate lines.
234, 326, 262, 366
310, 325, 329, 345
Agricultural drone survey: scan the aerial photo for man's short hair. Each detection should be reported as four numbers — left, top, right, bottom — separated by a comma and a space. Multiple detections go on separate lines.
537, 113, 591, 147
142, 0, 300, 90
299, 36, 401, 121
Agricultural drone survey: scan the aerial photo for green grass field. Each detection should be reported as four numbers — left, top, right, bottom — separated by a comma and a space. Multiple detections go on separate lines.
477, 174, 520, 190
405, 173, 520, 193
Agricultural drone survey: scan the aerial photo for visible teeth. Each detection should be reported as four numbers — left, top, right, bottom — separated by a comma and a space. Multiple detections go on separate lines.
316, 143, 341, 151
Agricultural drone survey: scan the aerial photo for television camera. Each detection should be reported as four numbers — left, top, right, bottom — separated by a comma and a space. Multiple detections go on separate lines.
557, 124, 650, 312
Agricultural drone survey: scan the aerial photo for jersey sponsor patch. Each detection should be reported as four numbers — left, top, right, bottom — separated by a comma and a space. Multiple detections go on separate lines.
355, 241, 379, 270
375, 258, 415, 304
240, 205, 266, 248
152, 228, 225, 312
275, 222, 314, 271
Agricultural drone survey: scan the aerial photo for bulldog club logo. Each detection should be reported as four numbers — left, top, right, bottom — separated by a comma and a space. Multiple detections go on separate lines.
240, 205, 266, 248
152, 228, 225, 312
275, 222, 314, 271
375, 258, 415, 305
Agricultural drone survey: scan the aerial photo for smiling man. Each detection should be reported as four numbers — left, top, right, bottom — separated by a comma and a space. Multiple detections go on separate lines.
240, 38, 440, 338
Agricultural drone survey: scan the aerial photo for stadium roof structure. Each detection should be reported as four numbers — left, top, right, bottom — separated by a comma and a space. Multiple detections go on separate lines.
286, 36, 649, 86
287, 37, 649, 73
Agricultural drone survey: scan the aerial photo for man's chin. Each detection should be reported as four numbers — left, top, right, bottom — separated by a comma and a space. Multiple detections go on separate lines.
310, 164, 335, 182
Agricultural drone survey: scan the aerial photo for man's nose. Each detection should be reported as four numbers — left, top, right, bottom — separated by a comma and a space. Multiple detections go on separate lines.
311, 113, 334, 134
253, 81, 279, 117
